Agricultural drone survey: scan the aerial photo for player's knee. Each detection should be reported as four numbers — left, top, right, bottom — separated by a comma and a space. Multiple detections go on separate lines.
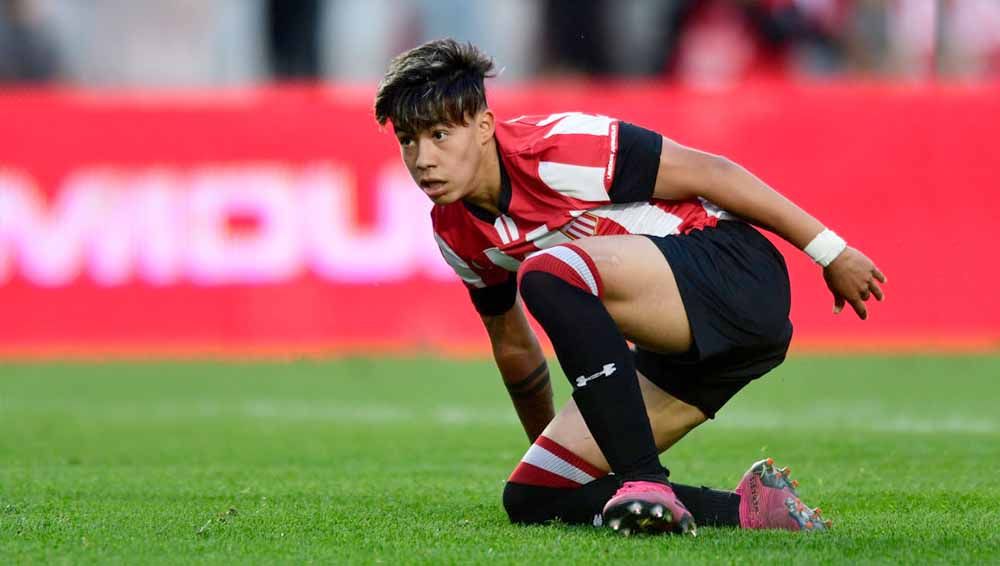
518, 244, 604, 308
502, 481, 547, 525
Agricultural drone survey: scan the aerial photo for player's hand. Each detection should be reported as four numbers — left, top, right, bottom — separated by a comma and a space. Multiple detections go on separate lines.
823, 246, 886, 320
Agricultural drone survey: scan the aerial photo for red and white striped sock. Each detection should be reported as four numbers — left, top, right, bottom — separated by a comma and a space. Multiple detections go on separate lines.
517, 243, 603, 298
503, 436, 741, 528
508, 435, 608, 488
518, 244, 666, 483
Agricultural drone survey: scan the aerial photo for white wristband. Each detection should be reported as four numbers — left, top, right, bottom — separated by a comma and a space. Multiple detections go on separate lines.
804, 229, 847, 267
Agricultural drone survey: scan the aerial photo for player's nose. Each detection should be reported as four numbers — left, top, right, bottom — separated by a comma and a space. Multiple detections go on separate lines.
414, 138, 437, 169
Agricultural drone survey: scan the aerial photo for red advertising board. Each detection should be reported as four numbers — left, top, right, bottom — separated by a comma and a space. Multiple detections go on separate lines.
1, 82, 999, 358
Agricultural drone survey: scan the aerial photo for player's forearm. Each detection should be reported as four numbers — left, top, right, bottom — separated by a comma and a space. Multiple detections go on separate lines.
482, 302, 555, 442
702, 157, 825, 250
494, 349, 553, 443
654, 138, 826, 251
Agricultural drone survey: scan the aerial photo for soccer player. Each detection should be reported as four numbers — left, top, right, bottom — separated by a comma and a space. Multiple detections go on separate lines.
374, 39, 885, 536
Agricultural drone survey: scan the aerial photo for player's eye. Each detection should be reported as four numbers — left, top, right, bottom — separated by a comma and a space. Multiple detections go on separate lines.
433, 130, 449, 141
397, 137, 414, 147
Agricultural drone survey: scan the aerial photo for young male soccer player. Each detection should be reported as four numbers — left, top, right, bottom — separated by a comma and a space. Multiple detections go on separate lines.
374, 39, 886, 536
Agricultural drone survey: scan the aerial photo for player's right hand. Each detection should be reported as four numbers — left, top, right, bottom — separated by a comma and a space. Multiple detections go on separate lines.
823, 247, 886, 320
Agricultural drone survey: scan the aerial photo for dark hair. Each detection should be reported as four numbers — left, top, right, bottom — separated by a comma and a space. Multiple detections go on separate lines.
374, 38, 496, 133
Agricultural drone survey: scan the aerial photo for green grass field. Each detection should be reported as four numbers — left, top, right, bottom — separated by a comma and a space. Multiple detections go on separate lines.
2, 355, 999, 564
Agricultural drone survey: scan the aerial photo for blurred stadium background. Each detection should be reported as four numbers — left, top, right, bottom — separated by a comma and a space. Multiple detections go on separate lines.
2, 0, 998, 356
2, 1, 1000, 563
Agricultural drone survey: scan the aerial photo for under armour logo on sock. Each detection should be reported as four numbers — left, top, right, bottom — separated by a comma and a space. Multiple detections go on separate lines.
575, 363, 617, 388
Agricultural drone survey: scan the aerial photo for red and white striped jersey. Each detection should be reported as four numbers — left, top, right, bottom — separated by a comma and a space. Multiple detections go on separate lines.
432, 112, 731, 289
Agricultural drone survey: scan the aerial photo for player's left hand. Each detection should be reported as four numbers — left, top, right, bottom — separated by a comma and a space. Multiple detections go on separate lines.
823, 247, 886, 320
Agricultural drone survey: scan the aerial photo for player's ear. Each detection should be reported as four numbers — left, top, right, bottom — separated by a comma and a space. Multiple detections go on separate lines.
477, 109, 495, 144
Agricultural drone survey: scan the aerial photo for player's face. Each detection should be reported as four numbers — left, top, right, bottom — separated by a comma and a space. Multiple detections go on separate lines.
395, 113, 490, 205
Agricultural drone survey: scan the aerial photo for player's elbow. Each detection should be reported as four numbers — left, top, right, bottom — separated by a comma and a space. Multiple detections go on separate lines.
707, 153, 738, 175
690, 153, 738, 198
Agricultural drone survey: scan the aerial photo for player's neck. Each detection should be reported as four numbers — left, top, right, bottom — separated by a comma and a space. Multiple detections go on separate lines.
463, 137, 502, 216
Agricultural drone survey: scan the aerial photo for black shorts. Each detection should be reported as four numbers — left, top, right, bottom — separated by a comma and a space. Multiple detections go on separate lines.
635, 220, 793, 418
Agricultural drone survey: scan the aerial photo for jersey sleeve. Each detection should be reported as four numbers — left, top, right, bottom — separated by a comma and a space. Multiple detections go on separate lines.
525, 113, 620, 203
608, 122, 663, 204
504, 114, 662, 206
433, 232, 517, 316
466, 275, 517, 316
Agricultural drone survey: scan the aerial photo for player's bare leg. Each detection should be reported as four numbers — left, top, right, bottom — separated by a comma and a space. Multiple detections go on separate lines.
567, 235, 695, 355
516, 234, 826, 534
502, 375, 735, 530
532, 374, 829, 532
542, 371, 707, 471
539, 235, 704, 480
517, 234, 702, 535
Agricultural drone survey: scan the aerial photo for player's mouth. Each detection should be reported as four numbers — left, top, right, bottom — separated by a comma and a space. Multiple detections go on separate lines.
419, 179, 448, 197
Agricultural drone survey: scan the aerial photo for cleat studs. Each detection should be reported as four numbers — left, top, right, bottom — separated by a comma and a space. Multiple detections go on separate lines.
824, 520, 833, 528
609, 518, 621, 531
781, 466, 791, 476
628, 502, 643, 515
792, 479, 800, 488
766, 457, 774, 466
621, 527, 632, 537
651, 505, 664, 518
814, 507, 822, 516
680, 518, 698, 537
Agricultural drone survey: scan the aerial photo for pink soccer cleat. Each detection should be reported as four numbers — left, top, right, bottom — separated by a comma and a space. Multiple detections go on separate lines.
602, 481, 697, 536
734, 458, 832, 531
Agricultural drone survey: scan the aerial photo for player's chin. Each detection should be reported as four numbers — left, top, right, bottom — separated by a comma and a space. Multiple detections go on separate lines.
427, 190, 461, 205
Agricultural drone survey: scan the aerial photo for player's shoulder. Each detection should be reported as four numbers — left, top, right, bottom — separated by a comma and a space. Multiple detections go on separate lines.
495, 112, 620, 154
501, 111, 618, 130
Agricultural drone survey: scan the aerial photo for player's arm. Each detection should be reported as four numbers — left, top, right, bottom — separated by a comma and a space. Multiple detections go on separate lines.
471, 279, 554, 443
651, 136, 886, 320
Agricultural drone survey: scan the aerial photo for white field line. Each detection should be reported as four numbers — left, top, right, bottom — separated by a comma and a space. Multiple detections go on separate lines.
1, 399, 998, 434
713, 410, 1000, 435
